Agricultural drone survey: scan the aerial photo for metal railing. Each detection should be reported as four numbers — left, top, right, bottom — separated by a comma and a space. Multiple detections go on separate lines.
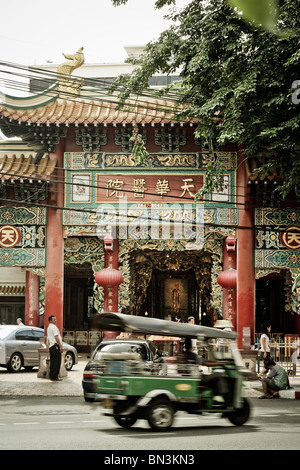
256, 341, 300, 376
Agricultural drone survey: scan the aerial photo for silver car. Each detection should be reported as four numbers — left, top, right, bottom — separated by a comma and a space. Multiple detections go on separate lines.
0, 325, 78, 372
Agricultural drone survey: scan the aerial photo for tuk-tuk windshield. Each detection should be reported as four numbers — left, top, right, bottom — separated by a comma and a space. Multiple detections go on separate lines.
94, 342, 149, 361
207, 338, 235, 362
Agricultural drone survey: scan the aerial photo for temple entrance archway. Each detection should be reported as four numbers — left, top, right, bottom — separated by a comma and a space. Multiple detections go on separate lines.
125, 249, 215, 325
141, 269, 200, 322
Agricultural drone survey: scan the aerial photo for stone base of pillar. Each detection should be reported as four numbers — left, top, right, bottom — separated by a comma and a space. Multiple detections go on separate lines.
240, 349, 258, 380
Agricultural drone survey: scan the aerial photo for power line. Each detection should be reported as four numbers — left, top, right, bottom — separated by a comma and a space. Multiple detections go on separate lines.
0, 59, 182, 99
0, 61, 287, 211
0, 60, 184, 116
0, 196, 283, 233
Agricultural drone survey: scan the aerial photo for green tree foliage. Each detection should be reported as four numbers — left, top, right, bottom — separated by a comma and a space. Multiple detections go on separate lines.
111, 0, 300, 198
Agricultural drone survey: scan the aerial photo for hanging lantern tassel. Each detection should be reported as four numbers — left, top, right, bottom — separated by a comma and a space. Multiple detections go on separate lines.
217, 268, 237, 288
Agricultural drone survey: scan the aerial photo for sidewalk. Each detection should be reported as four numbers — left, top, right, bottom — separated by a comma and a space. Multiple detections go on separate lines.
0, 354, 89, 397
0, 355, 299, 398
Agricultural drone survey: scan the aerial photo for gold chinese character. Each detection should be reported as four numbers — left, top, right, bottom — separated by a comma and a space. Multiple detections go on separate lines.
180, 178, 195, 197
0, 228, 15, 243
286, 232, 300, 247
133, 179, 146, 198
106, 179, 124, 198
156, 179, 170, 198
282, 227, 300, 250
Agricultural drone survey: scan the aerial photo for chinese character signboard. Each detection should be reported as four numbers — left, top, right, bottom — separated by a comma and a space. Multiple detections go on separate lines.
255, 209, 300, 268
96, 173, 204, 203
0, 207, 46, 267
63, 152, 238, 238
0, 226, 21, 248
280, 226, 300, 250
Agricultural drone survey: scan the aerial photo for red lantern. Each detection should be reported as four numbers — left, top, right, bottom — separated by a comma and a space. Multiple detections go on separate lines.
217, 268, 237, 288
95, 268, 123, 287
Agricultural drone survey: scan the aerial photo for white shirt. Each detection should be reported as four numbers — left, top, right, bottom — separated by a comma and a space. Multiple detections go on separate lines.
260, 333, 270, 353
47, 323, 62, 348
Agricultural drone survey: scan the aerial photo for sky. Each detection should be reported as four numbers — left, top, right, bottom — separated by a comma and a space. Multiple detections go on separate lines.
1, 0, 191, 66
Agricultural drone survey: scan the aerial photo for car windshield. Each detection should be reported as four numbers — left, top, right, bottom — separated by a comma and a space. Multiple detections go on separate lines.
0, 326, 17, 339
94, 342, 148, 361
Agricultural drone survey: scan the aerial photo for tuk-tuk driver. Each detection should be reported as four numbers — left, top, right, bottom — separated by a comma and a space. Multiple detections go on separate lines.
184, 338, 227, 400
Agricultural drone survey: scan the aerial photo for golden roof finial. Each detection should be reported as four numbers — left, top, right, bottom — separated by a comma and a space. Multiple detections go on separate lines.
57, 47, 85, 97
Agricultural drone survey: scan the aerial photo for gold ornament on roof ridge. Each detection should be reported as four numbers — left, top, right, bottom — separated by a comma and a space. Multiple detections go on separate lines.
57, 47, 85, 97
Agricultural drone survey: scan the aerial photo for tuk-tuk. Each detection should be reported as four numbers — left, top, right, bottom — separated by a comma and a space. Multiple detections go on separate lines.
92, 312, 251, 431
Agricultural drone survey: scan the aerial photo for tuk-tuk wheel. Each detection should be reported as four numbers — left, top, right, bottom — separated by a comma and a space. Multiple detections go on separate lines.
146, 399, 175, 431
227, 398, 251, 426
114, 415, 138, 428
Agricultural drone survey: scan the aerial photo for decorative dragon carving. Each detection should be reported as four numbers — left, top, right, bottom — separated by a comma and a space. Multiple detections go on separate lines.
57, 47, 85, 96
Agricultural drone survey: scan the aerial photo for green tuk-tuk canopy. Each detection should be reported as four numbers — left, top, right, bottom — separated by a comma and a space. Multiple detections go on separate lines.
94, 312, 237, 340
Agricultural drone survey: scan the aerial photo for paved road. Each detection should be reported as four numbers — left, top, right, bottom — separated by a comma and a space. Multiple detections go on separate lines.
0, 396, 299, 451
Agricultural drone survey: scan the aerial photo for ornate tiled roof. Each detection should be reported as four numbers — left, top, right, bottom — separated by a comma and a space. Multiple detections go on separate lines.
0, 152, 57, 180
245, 155, 279, 181
0, 89, 194, 126
0, 285, 26, 296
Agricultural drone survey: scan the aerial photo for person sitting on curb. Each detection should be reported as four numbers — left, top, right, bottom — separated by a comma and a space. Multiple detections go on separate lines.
259, 359, 289, 399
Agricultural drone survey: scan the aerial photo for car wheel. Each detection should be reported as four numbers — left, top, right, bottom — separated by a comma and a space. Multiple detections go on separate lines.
65, 352, 74, 371
8, 352, 23, 372
84, 395, 95, 402
146, 399, 174, 431
227, 398, 251, 426
114, 415, 138, 428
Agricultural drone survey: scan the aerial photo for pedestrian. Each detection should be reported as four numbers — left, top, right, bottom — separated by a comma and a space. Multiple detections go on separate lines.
47, 315, 63, 381
291, 338, 300, 376
258, 321, 271, 378
16, 318, 24, 325
184, 337, 198, 364
259, 359, 289, 399
187, 317, 197, 353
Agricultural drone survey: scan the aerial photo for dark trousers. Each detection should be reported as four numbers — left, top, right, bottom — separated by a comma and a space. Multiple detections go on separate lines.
201, 373, 226, 396
49, 344, 61, 380
261, 351, 271, 369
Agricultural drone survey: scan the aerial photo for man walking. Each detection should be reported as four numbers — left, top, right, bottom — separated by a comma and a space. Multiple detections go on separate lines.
47, 315, 63, 381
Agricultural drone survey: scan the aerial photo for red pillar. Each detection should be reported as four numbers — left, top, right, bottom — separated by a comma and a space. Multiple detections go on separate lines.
94, 237, 122, 339
44, 142, 65, 337
236, 152, 255, 350
25, 271, 39, 326
222, 236, 237, 330
104, 238, 120, 314
103, 238, 120, 339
